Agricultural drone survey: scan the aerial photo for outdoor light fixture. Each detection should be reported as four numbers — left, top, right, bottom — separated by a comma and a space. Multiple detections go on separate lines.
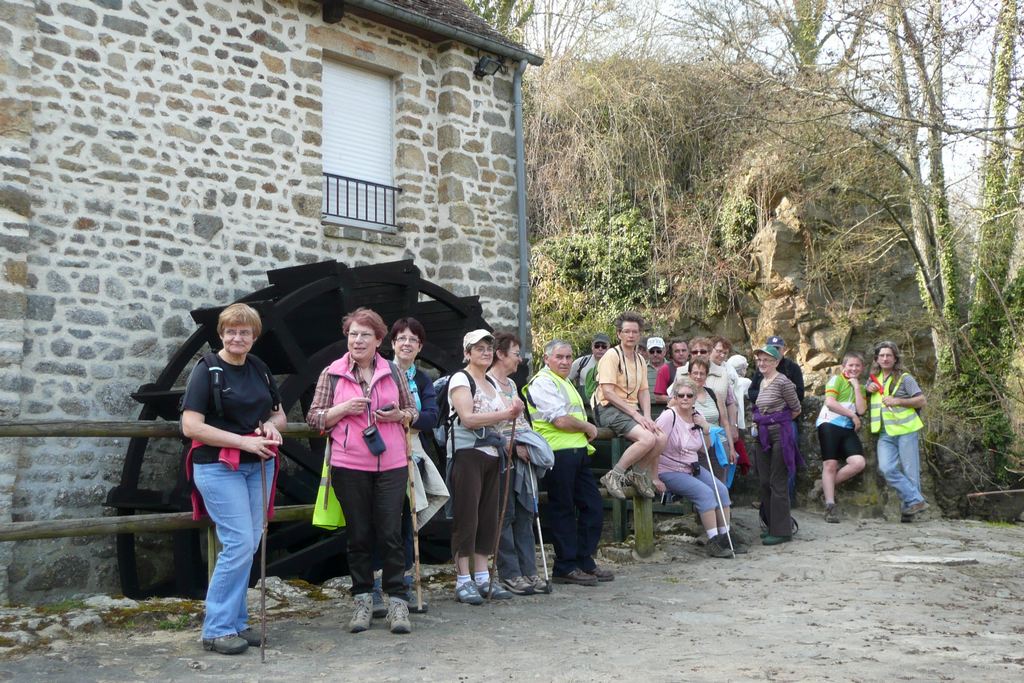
473, 54, 506, 79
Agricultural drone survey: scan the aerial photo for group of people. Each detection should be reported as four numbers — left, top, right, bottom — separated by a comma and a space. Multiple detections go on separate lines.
181, 303, 929, 653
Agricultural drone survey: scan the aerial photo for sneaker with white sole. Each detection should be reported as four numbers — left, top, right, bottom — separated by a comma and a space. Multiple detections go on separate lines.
627, 469, 656, 499
349, 593, 373, 633
386, 597, 411, 634
501, 575, 535, 595
600, 470, 628, 499
477, 581, 514, 599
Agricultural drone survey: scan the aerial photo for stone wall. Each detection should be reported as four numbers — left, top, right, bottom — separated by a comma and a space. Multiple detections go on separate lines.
0, 0, 523, 603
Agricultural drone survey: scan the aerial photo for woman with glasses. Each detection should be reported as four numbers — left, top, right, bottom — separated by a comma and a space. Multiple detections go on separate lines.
363, 318, 441, 614
654, 377, 745, 558
181, 303, 286, 655
685, 357, 737, 481
448, 330, 524, 604
751, 344, 802, 545
306, 307, 418, 634
488, 332, 542, 595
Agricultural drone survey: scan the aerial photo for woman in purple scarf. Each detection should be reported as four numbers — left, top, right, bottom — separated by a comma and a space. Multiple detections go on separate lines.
751, 344, 802, 545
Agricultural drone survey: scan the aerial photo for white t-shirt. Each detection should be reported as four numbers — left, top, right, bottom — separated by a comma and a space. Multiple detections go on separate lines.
449, 371, 506, 456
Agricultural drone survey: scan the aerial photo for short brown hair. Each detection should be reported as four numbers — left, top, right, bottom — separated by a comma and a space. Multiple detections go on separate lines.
688, 357, 711, 374
711, 336, 732, 352
689, 336, 712, 350
615, 311, 645, 332
342, 307, 387, 340
493, 331, 522, 357
217, 303, 262, 338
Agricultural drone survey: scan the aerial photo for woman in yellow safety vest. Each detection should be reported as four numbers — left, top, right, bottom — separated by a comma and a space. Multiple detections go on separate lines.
866, 341, 928, 521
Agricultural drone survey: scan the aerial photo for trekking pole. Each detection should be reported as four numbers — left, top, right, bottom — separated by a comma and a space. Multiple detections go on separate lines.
697, 425, 735, 558
259, 457, 269, 663
489, 415, 518, 600
405, 430, 424, 613
527, 462, 552, 594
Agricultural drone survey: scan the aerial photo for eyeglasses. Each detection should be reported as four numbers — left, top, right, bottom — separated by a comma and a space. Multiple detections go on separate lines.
509, 351, 523, 358
471, 344, 494, 353
394, 335, 420, 345
649, 348, 664, 354
676, 392, 695, 398
223, 329, 253, 339
691, 349, 709, 355
593, 343, 608, 349
347, 331, 375, 340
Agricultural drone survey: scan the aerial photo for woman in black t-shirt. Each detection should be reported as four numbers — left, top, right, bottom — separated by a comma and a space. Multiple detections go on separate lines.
181, 303, 286, 655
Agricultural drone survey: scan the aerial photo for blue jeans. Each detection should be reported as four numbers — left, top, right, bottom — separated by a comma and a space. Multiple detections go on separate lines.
876, 431, 924, 509
193, 459, 273, 639
661, 467, 731, 514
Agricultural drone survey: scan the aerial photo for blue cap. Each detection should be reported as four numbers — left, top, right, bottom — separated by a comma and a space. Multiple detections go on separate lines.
766, 335, 785, 347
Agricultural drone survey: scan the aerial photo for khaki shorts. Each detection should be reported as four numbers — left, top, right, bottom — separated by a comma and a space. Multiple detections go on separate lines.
595, 404, 638, 437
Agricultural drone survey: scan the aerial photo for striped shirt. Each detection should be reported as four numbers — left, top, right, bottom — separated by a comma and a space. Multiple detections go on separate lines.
754, 373, 800, 439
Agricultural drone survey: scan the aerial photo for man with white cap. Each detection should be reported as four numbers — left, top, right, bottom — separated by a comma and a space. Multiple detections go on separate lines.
645, 336, 666, 400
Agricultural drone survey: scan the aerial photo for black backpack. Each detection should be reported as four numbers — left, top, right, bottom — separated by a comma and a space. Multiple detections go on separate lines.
180, 351, 280, 418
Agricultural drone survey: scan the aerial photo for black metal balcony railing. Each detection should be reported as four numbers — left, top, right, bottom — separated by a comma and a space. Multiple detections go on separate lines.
322, 173, 402, 228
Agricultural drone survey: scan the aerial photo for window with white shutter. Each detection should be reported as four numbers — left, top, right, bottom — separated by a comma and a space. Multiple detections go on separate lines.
321, 60, 400, 229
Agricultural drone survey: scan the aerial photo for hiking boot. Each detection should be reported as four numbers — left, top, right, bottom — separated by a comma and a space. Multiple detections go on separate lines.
477, 581, 514, 600
905, 500, 929, 516
371, 585, 388, 619
722, 533, 748, 554
349, 593, 373, 633
600, 470, 628, 500
386, 597, 411, 634
706, 535, 734, 558
761, 534, 792, 546
236, 628, 264, 647
527, 575, 551, 593
627, 469, 657, 499
582, 566, 615, 582
551, 569, 598, 586
501, 576, 535, 595
202, 634, 248, 655
455, 581, 484, 605
824, 503, 839, 524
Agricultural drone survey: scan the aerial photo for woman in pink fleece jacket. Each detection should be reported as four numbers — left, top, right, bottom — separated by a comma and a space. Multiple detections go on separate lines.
306, 307, 418, 635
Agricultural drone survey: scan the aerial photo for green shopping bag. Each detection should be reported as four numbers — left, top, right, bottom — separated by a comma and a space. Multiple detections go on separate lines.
312, 444, 345, 530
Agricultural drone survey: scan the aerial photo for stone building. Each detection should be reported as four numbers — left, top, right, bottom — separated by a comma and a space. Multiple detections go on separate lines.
0, 0, 541, 603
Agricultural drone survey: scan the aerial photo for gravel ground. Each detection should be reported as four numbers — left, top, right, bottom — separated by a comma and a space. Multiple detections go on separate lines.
2, 508, 1022, 682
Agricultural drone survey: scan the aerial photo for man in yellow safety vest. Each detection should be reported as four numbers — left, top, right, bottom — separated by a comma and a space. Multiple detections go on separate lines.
524, 339, 613, 586
866, 341, 928, 521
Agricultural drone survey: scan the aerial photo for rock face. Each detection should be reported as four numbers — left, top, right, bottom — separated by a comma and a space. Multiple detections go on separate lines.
742, 196, 934, 390
729, 196, 936, 512
0, 0, 525, 604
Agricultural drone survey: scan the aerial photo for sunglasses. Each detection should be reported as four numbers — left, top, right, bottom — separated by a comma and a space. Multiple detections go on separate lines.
676, 392, 695, 398
691, 349, 709, 355
593, 343, 608, 349
649, 348, 664, 354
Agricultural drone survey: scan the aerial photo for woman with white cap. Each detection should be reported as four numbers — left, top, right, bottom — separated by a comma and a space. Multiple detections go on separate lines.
448, 329, 524, 604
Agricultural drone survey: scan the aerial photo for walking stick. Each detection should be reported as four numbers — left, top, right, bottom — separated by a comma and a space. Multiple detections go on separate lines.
405, 430, 424, 613
526, 462, 552, 594
259, 457, 269, 663
489, 415, 518, 600
697, 425, 735, 558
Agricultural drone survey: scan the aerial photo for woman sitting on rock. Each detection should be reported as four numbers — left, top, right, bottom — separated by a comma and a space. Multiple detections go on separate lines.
654, 377, 746, 557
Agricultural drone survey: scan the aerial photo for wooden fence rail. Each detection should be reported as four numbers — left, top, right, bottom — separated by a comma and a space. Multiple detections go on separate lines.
0, 420, 654, 563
